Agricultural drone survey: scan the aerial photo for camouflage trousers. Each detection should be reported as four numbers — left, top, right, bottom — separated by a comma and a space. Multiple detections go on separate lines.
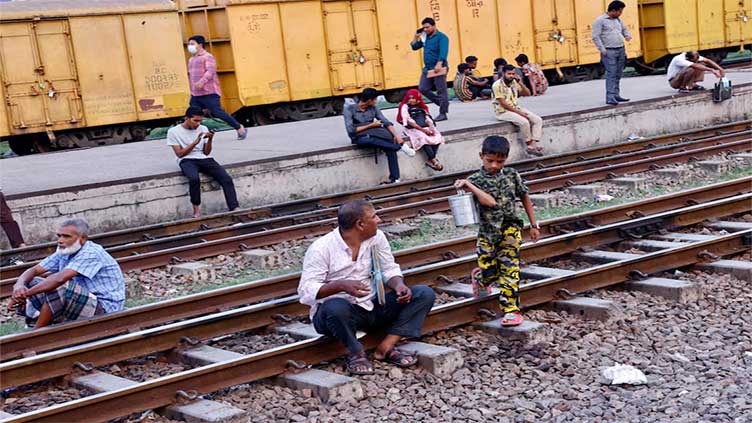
476, 225, 522, 313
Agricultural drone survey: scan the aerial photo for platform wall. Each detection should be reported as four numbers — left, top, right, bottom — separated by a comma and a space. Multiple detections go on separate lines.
6, 85, 752, 246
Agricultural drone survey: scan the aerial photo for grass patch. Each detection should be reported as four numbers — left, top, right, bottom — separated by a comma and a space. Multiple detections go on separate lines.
389, 219, 473, 251
523, 165, 752, 224
146, 118, 233, 140
0, 320, 27, 336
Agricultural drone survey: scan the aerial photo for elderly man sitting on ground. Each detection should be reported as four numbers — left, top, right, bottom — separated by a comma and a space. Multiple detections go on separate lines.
298, 200, 435, 375
8, 218, 125, 328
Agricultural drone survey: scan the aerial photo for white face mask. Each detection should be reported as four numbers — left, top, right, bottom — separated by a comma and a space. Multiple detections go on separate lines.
57, 239, 82, 256
187, 44, 198, 55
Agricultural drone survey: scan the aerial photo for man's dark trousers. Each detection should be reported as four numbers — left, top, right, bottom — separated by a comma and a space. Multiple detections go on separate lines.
418, 73, 449, 114
312, 285, 436, 354
602, 46, 626, 103
179, 158, 239, 210
190, 94, 242, 130
353, 134, 402, 182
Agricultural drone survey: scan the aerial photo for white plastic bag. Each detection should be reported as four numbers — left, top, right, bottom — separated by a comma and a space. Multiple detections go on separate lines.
602, 363, 647, 385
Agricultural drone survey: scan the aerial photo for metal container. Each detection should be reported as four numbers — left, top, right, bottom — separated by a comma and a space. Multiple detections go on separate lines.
448, 190, 479, 227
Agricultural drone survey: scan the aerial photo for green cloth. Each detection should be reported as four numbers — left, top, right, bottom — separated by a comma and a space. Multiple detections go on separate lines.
467, 167, 529, 239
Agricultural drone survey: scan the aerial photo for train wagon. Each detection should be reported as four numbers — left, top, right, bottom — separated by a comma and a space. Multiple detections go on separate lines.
176, 0, 641, 124
0, 0, 190, 154
636, 0, 751, 72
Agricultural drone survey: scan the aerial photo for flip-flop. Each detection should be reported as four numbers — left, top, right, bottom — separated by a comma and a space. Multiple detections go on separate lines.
501, 312, 524, 327
346, 352, 375, 375
378, 347, 418, 368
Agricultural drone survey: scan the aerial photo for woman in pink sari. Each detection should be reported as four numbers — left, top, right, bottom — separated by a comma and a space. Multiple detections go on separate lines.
396, 89, 445, 171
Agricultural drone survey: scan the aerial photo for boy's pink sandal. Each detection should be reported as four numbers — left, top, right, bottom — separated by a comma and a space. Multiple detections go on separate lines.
501, 312, 524, 326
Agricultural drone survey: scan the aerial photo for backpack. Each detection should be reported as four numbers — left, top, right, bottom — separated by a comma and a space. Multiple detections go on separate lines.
712, 78, 732, 103
408, 106, 431, 128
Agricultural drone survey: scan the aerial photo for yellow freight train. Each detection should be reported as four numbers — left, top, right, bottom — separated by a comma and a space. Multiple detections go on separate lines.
0, 0, 749, 155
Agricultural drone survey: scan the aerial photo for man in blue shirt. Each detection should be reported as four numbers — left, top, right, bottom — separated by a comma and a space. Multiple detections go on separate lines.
411, 17, 449, 121
9, 218, 126, 328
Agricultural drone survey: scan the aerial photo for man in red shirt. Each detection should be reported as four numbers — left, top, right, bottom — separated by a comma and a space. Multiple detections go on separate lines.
187, 35, 247, 140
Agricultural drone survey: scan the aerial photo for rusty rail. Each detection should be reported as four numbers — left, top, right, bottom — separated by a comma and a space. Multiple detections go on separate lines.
2, 120, 748, 267
1, 177, 749, 362
5, 229, 750, 422
2, 193, 748, 389
2, 131, 749, 293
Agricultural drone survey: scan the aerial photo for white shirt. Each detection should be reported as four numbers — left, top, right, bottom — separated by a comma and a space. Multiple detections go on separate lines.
298, 228, 403, 320
667, 53, 706, 81
166, 124, 212, 163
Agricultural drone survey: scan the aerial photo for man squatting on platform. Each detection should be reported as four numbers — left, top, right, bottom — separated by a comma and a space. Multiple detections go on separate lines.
666, 51, 725, 93
9, 219, 125, 328
168, 106, 239, 218
454, 136, 541, 327
298, 200, 435, 375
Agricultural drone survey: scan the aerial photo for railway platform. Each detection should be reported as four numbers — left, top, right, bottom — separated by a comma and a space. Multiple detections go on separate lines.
3, 72, 752, 245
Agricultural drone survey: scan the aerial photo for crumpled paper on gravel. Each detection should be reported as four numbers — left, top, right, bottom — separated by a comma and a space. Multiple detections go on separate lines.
602, 363, 648, 385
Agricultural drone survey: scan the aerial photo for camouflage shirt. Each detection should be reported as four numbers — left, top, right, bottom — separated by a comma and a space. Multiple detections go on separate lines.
467, 167, 529, 238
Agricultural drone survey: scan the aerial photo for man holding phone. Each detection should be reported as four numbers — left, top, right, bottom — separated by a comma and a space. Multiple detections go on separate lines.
298, 200, 435, 375
167, 106, 239, 218
411, 17, 450, 121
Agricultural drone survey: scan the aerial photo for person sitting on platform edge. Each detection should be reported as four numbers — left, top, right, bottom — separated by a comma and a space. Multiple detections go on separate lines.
396, 88, 445, 171
667, 51, 725, 93
298, 200, 435, 375
453, 136, 540, 327
168, 106, 239, 218
9, 218, 125, 328
514, 54, 548, 96
187, 35, 247, 140
344, 88, 415, 184
491, 65, 545, 156
465, 55, 491, 89
454, 64, 492, 102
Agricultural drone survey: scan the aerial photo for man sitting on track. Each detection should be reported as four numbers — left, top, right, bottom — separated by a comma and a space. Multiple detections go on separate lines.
8, 218, 125, 328
667, 51, 725, 93
298, 200, 435, 375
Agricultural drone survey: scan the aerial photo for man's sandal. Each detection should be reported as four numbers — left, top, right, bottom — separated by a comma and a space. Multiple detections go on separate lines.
346, 352, 375, 375
501, 311, 524, 327
525, 141, 544, 157
378, 347, 418, 368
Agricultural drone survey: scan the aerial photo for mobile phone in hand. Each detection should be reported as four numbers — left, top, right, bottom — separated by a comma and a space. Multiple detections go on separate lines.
416, 28, 423, 34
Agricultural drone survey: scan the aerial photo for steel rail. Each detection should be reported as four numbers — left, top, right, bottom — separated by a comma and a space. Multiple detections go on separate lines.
2, 120, 748, 266
5, 229, 749, 423
1, 178, 749, 361
2, 132, 749, 292
2, 194, 748, 388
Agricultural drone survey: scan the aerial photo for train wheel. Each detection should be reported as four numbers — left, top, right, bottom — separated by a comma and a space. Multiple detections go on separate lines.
383, 88, 410, 104
8, 135, 38, 156
130, 126, 147, 142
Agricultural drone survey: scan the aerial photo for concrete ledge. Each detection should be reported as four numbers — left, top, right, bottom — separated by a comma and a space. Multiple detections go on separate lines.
274, 369, 364, 403
7, 84, 752, 246
71, 371, 137, 393
625, 277, 700, 303
652, 233, 716, 242
696, 260, 752, 282
552, 297, 618, 321
164, 399, 247, 423
397, 341, 464, 378
171, 345, 245, 366
520, 265, 576, 280
573, 250, 642, 263
473, 319, 551, 344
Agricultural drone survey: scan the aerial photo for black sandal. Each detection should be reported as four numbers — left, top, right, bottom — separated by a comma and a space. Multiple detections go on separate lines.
346, 352, 375, 375
378, 347, 418, 368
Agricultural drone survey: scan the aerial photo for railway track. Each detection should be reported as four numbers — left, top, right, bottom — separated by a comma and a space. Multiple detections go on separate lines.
2, 203, 749, 422
1, 177, 748, 362
1, 125, 749, 295
1, 120, 748, 268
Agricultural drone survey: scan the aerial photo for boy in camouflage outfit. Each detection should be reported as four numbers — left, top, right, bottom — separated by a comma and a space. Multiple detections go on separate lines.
454, 136, 540, 326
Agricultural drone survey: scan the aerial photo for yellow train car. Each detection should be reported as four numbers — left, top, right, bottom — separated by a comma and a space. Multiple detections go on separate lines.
176, 0, 642, 122
637, 0, 751, 70
0, 0, 190, 154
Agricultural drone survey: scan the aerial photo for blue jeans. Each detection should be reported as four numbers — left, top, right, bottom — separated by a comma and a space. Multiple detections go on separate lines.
312, 285, 436, 354
189, 94, 242, 130
602, 47, 626, 103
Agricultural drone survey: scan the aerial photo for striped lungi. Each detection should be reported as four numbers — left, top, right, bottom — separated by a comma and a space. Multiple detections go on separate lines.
21, 277, 104, 324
